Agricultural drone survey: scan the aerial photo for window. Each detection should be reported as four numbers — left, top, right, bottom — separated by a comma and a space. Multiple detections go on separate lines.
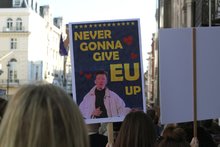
16, 18, 22, 31
35, 66, 39, 80
7, 18, 13, 30
13, 0, 21, 7
8, 58, 18, 83
31, 0, 33, 9
35, 2, 38, 13
10, 38, 17, 50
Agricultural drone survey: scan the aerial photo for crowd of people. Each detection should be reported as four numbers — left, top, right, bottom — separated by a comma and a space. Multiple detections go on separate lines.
0, 82, 219, 147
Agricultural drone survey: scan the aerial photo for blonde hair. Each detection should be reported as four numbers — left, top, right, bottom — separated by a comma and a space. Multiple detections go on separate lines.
0, 83, 89, 147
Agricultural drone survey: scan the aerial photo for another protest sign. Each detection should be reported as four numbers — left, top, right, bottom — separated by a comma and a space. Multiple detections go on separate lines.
159, 27, 220, 124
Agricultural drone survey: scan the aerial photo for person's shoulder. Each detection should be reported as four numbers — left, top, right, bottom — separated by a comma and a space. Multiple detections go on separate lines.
107, 88, 119, 96
85, 86, 96, 96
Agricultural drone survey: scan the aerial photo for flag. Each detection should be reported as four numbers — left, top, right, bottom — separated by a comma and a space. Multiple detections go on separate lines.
59, 34, 68, 56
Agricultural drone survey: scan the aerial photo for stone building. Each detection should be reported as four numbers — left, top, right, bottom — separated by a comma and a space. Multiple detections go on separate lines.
0, 0, 67, 99
148, 0, 220, 106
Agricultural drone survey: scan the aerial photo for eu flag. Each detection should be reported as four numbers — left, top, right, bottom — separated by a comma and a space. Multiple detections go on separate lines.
59, 34, 68, 56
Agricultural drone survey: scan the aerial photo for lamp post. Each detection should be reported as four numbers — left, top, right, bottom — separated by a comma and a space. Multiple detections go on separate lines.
6, 63, 10, 98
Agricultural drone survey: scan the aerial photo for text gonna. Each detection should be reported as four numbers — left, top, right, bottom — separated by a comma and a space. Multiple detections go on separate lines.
80, 40, 123, 51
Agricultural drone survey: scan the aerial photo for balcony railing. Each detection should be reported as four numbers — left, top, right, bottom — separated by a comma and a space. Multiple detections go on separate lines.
8, 79, 19, 84
2, 26, 27, 32
0, 79, 20, 86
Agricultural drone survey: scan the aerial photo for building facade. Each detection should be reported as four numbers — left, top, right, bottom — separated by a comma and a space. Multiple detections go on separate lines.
0, 0, 66, 99
148, 0, 220, 106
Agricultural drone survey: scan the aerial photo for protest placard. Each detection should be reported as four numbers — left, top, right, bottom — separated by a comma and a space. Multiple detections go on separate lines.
69, 19, 145, 123
159, 27, 220, 124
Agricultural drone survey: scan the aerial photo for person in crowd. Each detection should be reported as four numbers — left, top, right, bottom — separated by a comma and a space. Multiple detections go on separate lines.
79, 70, 130, 119
160, 124, 177, 138
0, 97, 7, 122
88, 123, 108, 147
158, 125, 191, 147
199, 119, 220, 145
113, 122, 122, 142
0, 83, 89, 147
113, 111, 157, 147
200, 119, 220, 134
147, 108, 163, 138
178, 121, 216, 147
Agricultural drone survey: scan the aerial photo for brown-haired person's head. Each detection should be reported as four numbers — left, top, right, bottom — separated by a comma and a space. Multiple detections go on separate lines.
161, 125, 176, 138
114, 111, 156, 147
159, 127, 190, 147
0, 83, 89, 147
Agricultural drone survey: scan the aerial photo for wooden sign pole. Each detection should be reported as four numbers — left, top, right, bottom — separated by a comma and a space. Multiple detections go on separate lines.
192, 27, 197, 137
107, 122, 114, 146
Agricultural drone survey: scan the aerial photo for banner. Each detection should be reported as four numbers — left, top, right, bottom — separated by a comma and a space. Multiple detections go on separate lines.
59, 34, 68, 56
69, 19, 145, 124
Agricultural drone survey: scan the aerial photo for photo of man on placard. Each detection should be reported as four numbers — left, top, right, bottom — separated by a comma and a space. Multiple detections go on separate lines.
79, 71, 131, 119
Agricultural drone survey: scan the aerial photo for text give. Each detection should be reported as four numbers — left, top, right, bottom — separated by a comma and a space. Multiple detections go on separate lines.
93, 51, 119, 61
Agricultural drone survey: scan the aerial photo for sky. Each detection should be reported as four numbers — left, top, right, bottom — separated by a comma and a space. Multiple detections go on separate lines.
38, 0, 157, 72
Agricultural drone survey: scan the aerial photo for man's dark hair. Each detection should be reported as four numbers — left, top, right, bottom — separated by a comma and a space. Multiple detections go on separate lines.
95, 70, 108, 77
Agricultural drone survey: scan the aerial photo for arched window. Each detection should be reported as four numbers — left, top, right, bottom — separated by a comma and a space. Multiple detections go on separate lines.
8, 58, 18, 83
16, 18, 22, 31
7, 18, 13, 30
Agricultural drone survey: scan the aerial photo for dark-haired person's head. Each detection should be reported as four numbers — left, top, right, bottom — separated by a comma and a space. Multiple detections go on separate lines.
159, 126, 190, 147
95, 71, 108, 90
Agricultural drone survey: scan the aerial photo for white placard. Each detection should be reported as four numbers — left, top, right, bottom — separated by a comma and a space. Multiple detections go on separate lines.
159, 27, 220, 124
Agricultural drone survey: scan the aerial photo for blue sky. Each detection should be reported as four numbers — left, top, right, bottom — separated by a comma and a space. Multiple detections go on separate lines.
38, 0, 157, 72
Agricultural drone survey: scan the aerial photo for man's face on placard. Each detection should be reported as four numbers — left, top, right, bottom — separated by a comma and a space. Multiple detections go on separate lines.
95, 74, 107, 90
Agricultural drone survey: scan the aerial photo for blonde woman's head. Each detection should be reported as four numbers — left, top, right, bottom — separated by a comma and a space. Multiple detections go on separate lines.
0, 83, 89, 147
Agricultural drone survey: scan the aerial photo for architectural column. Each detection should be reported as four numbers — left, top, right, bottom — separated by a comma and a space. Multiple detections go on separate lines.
0, 64, 3, 76
186, 0, 193, 27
